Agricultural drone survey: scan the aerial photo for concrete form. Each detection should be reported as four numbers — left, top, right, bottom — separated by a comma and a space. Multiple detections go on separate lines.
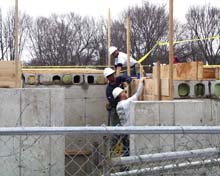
130, 99, 220, 156
0, 88, 65, 176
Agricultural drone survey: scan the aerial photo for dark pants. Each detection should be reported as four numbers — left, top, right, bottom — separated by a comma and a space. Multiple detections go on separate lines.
110, 108, 120, 126
124, 66, 136, 77
108, 109, 129, 158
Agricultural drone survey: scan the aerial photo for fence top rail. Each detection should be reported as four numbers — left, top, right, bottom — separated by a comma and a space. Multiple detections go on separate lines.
1, 126, 220, 135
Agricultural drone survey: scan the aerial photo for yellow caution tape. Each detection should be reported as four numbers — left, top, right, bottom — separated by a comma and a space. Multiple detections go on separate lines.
137, 35, 220, 64
158, 35, 220, 46
137, 44, 158, 64
23, 35, 220, 67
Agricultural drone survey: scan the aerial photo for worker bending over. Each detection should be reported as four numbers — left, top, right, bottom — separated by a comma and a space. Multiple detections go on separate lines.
109, 46, 138, 77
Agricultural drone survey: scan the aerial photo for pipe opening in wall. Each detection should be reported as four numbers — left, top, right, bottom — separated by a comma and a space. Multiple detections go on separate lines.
73, 75, 81, 84
87, 75, 95, 84
214, 83, 220, 97
194, 83, 205, 97
178, 83, 190, 97
62, 74, 72, 85
53, 75, 61, 84
27, 75, 36, 85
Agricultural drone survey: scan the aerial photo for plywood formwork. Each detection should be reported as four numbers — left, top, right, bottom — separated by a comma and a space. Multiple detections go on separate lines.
0, 61, 21, 88
133, 61, 207, 100
153, 61, 204, 81
203, 66, 220, 80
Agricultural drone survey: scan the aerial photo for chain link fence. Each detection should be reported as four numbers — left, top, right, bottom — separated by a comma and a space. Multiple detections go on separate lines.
0, 126, 220, 176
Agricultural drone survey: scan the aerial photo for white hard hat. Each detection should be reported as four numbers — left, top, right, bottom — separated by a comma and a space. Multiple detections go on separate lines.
103, 67, 115, 78
112, 87, 124, 99
109, 46, 117, 55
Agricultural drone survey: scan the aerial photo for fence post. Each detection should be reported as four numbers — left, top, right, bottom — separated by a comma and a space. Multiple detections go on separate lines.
103, 136, 110, 176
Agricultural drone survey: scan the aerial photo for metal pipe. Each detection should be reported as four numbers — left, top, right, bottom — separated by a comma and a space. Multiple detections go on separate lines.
111, 147, 220, 166
1, 126, 220, 135
110, 158, 220, 176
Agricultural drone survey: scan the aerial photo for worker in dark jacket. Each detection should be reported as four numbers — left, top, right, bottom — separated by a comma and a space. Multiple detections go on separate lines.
104, 67, 132, 159
104, 67, 132, 126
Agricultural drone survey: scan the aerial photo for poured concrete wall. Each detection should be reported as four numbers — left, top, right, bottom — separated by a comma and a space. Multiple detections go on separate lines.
25, 85, 108, 126
24, 85, 108, 176
0, 88, 65, 176
130, 99, 220, 156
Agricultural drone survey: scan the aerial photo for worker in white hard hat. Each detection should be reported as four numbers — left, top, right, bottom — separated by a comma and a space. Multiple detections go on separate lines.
109, 46, 138, 77
103, 67, 132, 126
104, 67, 132, 160
112, 77, 145, 126
112, 77, 145, 159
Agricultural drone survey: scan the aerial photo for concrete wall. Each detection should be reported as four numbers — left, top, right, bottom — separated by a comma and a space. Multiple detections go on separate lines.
130, 99, 220, 156
0, 88, 65, 176
24, 84, 108, 176
25, 84, 108, 126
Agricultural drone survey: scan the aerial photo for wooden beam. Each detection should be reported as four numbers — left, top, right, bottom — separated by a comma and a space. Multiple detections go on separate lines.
15, 0, 21, 88
108, 8, 111, 67
126, 16, 131, 77
156, 61, 161, 100
169, 0, 174, 99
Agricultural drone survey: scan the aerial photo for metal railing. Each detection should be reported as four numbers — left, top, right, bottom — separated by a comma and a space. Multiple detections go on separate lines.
0, 126, 220, 176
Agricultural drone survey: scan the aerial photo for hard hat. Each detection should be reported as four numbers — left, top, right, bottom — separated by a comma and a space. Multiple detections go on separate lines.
112, 87, 124, 99
103, 67, 115, 78
109, 46, 117, 55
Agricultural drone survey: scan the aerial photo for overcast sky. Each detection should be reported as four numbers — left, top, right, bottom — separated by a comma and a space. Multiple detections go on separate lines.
0, 0, 220, 22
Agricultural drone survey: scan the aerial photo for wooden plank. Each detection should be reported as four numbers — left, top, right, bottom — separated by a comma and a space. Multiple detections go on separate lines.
143, 95, 156, 100
197, 61, 203, 80
0, 81, 16, 88
203, 68, 216, 79
130, 78, 146, 100
0, 61, 21, 88
154, 78, 169, 96
108, 8, 111, 67
65, 150, 92, 156
0, 73, 16, 77
130, 78, 139, 96
216, 68, 220, 80
0, 76, 17, 81
156, 61, 161, 100
22, 68, 104, 74
16, 62, 22, 88
0, 61, 15, 67
144, 78, 154, 95
153, 61, 203, 80
126, 16, 131, 77
169, 0, 174, 99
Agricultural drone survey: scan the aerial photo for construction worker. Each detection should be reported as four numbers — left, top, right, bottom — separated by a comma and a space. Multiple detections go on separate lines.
112, 77, 144, 126
103, 67, 132, 126
112, 77, 145, 159
109, 46, 138, 77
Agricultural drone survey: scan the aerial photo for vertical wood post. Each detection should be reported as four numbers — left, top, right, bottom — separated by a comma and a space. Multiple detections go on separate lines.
126, 16, 131, 77
169, 0, 174, 99
156, 61, 161, 100
107, 9, 111, 67
126, 17, 131, 97
15, 0, 20, 87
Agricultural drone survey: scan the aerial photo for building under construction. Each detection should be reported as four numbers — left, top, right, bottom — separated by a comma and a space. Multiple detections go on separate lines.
1, 0, 220, 175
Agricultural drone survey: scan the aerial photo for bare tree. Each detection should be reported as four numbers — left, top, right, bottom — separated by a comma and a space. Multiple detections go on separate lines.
110, 2, 169, 67
186, 5, 220, 64
0, 9, 30, 61
28, 13, 101, 66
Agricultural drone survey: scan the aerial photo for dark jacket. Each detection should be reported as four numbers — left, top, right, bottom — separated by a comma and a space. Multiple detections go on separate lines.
106, 75, 132, 108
